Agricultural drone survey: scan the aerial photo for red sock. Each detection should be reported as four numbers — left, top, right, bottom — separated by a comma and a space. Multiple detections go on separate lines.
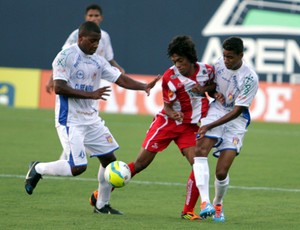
127, 162, 137, 178
182, 170, 199, 214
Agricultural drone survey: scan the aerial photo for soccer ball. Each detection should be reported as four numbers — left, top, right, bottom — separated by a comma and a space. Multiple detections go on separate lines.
104, 161, 131, 188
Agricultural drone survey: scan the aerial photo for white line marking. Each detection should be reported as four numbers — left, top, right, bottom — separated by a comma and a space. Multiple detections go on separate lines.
4, 174, 300, 193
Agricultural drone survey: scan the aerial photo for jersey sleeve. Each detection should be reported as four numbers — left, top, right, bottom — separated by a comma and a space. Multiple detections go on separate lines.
235, 72, 259, 107
101, 30, 114, 61
52, 50, 72, 82
101, 58, 121, 82
162, 69, 176, 103
206, 64, 215, 83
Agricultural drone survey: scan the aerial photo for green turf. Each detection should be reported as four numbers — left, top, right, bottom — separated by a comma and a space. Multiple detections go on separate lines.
0, 107, 299, 229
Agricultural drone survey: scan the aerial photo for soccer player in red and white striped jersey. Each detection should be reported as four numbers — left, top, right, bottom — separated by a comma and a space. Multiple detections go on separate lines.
126, 35, 216, 220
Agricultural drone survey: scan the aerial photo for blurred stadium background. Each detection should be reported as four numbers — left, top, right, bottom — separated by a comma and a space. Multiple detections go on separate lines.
1, 0, 300, 123
1, 1, 300, 229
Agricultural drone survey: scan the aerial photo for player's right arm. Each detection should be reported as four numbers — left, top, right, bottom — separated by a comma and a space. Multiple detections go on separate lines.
54, 80, 111, 100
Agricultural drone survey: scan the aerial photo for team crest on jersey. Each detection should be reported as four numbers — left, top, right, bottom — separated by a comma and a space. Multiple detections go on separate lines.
76, 70, 85, 79
106, 135, 113, 143
170, 75, 177, 79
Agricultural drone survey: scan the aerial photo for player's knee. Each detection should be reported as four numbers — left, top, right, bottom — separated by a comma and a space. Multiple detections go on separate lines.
71, 165, 87, 176
195, 145, 209, 156
215, 169, 227, 181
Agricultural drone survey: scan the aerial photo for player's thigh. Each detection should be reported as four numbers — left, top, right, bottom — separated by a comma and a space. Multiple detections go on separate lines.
142, 116, 175, 152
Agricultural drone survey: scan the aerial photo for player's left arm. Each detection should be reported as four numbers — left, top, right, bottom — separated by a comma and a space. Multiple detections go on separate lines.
109, 59, 125, 74
115, 74, 161, 96
197, 105, 245, 139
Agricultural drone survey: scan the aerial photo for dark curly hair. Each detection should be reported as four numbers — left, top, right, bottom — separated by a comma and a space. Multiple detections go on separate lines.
167, 36, 198, 63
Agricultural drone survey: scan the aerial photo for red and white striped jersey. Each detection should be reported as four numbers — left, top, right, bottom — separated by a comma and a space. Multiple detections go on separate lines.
160, 62, 215, 124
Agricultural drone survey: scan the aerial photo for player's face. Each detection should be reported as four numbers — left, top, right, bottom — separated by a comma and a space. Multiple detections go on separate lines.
170, 54, 195, 77
78, 32, 101, 55
223, 50, 243, 70
85, 9, 103, 26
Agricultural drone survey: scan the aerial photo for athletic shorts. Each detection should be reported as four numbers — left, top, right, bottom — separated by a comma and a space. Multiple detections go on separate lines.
200, 106, 250, 157
142, 114, 199, 153
56, 119, 119, 166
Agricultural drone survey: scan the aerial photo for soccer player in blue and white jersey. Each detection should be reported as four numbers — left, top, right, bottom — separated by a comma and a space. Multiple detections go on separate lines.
25, 21, 160, 215
62, 4, 124, 74
193, 37, 259, 222
46, 4, 124, 94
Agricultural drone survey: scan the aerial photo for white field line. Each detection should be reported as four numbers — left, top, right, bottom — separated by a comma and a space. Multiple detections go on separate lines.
2, 174, 300, 193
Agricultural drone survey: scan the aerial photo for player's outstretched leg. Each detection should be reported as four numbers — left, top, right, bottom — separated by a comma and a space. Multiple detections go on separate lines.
25, 161, 42, 195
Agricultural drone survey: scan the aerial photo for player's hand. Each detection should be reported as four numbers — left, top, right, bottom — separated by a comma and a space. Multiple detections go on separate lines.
196, 125, 209, 140
145, 75, 162, 96
46, 77, 54, 94
169, 111, 184, 122
92, 86, 111, 100
191, 83, 205, 94
214, 92, 225, 104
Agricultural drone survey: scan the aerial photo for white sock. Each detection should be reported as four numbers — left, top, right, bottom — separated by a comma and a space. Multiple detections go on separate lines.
96, 164, 113, 209
35, 160, 72, 176
193, 157, 210, 204
213, 175, 230, 206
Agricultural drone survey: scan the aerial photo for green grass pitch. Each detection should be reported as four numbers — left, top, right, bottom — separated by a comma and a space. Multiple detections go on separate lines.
0, 107, 299, 229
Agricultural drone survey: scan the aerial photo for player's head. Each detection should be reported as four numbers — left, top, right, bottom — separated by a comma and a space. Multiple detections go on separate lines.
78, 21, 101, 55
222, 36, 244, 70
167, 36, 198, 76
85, 4, 103, 26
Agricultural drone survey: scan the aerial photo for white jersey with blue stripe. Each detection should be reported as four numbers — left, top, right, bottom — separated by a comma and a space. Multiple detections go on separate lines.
52, 44, 121, 126
212, 57, 259, 118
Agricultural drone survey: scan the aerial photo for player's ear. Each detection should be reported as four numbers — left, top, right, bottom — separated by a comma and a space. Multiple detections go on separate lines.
239, 52, 244, 59
78, 36, 83, 45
